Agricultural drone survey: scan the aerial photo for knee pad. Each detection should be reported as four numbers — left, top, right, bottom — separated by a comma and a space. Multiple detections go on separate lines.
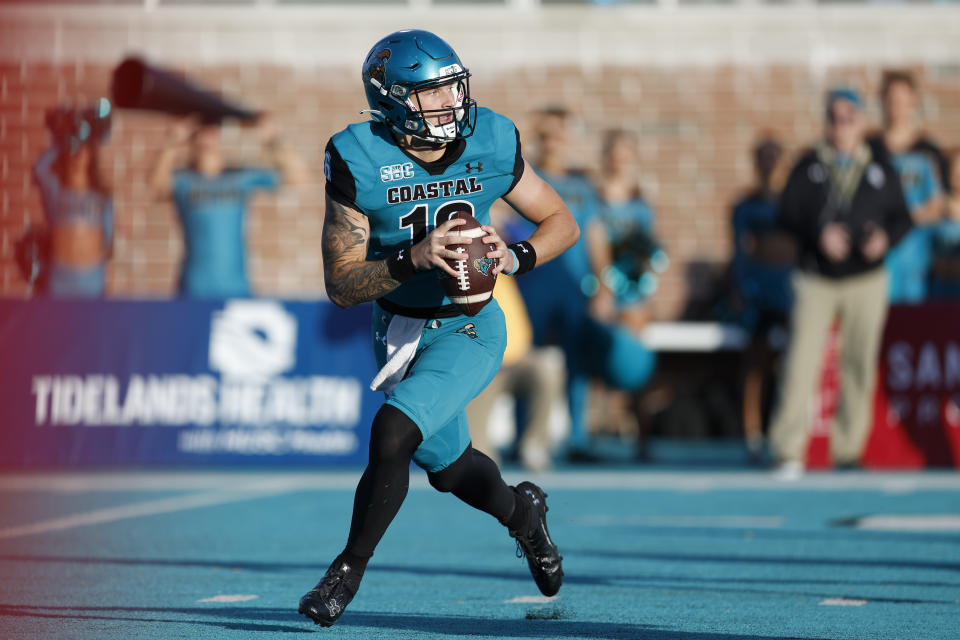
369, 405, 422, 466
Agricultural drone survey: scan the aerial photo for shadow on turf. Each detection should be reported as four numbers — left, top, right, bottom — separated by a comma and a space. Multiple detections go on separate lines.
0, 604, 817, 639
4, 551, 959, 580
3, 552, 960, 601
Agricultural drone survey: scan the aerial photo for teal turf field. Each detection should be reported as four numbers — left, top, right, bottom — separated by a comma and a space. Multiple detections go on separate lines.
1, 463, 958, 639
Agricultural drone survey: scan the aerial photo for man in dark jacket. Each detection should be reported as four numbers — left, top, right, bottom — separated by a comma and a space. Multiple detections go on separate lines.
769, 87, 912, 478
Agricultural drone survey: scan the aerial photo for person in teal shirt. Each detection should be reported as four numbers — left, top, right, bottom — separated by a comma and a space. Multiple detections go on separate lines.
589, 128, 660, 456
518, 110, 655, 463
150, 114, 307, 297
868, 70, 946, 303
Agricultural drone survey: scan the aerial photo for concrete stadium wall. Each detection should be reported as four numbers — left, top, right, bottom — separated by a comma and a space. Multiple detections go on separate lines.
1, 5, 958, 316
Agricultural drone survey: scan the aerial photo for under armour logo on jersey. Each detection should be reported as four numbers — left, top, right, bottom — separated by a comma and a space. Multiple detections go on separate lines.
397, 250, 405, 261
465, 162, 483, 174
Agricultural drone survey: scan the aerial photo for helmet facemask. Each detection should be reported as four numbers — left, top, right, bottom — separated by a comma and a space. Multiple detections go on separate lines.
388, 68, 476, 144
405, 72, 472, 142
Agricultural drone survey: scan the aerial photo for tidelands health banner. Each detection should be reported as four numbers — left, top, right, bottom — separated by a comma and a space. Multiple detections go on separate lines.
0, 298, 379, 467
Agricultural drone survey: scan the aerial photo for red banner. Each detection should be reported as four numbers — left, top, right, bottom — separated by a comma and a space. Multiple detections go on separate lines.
806, 303, 960, 468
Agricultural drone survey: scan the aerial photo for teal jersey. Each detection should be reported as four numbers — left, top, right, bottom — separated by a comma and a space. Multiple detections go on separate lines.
172, 167, 280, 298
324, 107, 524, 309
885, 151, 942, 303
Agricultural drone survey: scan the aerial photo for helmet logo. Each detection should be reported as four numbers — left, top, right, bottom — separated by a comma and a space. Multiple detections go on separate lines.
367, 48, 392, 86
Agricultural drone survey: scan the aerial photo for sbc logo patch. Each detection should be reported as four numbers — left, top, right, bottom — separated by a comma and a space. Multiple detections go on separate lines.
380, 162, 415, 182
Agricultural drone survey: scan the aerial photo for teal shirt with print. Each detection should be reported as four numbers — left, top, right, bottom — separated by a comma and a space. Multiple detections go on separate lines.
324, 107, 524, 309
172, 167, 279, 298
885, 150, 942, 303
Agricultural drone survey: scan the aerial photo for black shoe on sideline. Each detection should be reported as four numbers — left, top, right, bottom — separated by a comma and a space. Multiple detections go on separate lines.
298, 555, 364, 627
510, 481, 564, 597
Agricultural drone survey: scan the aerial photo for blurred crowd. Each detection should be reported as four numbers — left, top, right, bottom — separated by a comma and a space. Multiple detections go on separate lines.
16, 66, 960, 473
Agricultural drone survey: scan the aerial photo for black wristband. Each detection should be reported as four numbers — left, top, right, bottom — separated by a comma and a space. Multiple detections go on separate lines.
386, 248, 417, 283
507, 241, 537, 275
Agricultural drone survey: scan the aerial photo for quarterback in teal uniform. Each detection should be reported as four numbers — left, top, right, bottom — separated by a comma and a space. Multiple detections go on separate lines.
299, 30, 579, 627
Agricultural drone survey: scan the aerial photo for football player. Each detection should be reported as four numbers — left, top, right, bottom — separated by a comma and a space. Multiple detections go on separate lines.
299, 30, 579, 627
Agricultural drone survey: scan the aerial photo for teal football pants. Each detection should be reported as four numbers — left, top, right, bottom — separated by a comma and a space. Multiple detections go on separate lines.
372, 300, 507, 472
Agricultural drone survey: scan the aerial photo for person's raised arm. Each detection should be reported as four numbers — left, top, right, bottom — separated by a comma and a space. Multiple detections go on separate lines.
500, 159, 580, 272
253, 114, 309, 187
149, 118, 193, 201
322, 194, 468, 308
32, 146, 60, 196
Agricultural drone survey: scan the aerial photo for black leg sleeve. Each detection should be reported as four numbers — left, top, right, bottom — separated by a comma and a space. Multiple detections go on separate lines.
426, 446, 517, 524
344, 404, 423, 560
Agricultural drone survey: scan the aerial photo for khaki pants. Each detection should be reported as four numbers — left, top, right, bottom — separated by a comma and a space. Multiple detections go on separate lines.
769, 268, 888, 465
466, 348, 564, 466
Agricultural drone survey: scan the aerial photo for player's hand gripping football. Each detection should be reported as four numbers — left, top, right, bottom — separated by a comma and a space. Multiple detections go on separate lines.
410, 217, 473, 278
480, 225, 513, 276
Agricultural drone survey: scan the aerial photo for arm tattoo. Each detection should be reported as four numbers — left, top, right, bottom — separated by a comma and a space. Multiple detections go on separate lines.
322, 196, 401, 307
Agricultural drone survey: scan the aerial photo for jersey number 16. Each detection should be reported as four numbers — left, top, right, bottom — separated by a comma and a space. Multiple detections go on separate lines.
399, 201, 476, 243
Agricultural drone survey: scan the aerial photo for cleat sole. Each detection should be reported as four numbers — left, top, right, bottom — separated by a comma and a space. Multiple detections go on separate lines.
299, 605, 336, 628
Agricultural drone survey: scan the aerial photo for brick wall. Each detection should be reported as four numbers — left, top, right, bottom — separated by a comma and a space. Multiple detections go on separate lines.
2, 7, 959, 318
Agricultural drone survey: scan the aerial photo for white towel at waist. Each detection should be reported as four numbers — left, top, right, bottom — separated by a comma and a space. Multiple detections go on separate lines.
370, 315, 427, 394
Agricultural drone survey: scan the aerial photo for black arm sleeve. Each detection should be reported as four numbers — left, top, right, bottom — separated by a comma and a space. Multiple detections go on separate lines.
505, 127, 525, 194
324, 139, 358, 209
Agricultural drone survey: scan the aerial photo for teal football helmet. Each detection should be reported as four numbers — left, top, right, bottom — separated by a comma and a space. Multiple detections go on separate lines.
362, 30, 477, 144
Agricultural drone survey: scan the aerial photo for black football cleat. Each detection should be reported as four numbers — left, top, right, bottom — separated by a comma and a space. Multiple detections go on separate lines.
510, 481, 563, 597
298, 555, 364, 627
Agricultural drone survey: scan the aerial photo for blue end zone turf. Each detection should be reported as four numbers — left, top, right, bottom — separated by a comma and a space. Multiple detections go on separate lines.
0, 469, 958, 639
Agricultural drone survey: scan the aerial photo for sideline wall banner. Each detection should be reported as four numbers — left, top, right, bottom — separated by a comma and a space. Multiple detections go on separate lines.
806, 303, 960, 468
866, 302, 960, 467
0, 298, 378, 467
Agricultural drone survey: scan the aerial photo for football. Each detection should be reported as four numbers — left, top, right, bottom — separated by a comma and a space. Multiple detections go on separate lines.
441, 211, 497, 317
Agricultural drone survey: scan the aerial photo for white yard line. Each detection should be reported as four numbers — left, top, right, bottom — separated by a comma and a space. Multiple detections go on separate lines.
505, 595, 557, 604
820, 598, 868, 606
571, 515, 785, 528
0, 472, 364, 492
1, 470, 957, 540
0, 470, 958, 495
0, 481, 302, 540
850, 515, 960, 531
500, 471, 960, 492
198, 595, 259, 603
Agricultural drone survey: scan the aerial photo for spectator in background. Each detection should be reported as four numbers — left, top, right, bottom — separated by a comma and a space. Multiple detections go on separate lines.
930, 149, 960, 299
769, 88, 912, 479
466, 270, 563, 473
868, 70, 945, 304
589, 129, 660, 455
729, 135, 795, 457
32, 101, 114, 297
518, 107, 655, 463
149, 115, 307, 298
